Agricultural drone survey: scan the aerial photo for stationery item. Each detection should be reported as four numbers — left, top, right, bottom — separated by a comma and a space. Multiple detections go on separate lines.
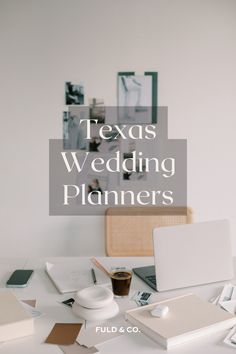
223, 325, 236, 348
110, 270, 132, 297
22, 299, 37, 308
45, 323, 82, 345
220, 300, 236, 314
231, 286, 236, 300
131, 291, 153, 306
211, 283, 236, 314
45, 262, 109, 294
230, 330, 236, 344
0, 290, 34, 342
21, 301, 43, 318
90, 258, 111, 278
6, 269, 34, 288
91, 269, 97, 285
210, 295, 220, 305
218, 283, 235, 304
72, 300, 119, 321
59, 343, 98, 354
75, 286, 113, 309
77, 322, 123, 348
45, 263, 79, 293
61, 298, 75, 308
125, 293, 236, 350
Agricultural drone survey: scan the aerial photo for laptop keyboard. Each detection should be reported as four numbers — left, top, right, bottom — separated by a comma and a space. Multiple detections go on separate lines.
145, 275, 156, 286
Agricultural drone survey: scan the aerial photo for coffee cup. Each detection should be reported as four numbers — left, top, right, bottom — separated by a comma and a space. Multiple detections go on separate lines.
110, 270, 132, 297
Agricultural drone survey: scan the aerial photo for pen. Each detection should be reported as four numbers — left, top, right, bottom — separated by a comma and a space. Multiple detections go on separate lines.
91, 268, 97, 285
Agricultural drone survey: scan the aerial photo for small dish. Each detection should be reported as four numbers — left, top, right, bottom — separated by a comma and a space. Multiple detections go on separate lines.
74, 286, 113, 309
72, 300, 119, 321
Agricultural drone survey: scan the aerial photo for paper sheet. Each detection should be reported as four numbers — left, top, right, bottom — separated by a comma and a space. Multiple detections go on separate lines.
21, 301, 43, 318
77, 321, 123, 348
210, 295, 220, 305
59, 343, 98, 354
45, 323, 82, 345
218, 283, 236, 304
224, 325, 236, 348
220, 299, 236, 314
212, 284, 236, 348
22, 299, 37, 308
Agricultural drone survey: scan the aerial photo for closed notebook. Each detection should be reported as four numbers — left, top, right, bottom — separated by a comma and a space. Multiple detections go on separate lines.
125, 293, 236, 350
0, 290, 34, 342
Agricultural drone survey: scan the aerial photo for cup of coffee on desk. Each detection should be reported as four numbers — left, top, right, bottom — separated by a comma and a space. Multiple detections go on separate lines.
111, 270, 132, 297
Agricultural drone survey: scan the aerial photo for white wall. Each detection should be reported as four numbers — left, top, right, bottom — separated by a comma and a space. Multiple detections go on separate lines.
0, 0, 236, 256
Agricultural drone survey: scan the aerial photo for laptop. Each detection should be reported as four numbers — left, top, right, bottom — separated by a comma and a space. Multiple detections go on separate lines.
133, 220, 233, 292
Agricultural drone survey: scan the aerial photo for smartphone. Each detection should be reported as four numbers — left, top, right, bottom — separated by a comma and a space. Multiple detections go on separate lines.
6, 269, 34, 288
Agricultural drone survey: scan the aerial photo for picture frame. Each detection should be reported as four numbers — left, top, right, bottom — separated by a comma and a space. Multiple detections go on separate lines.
118, 71, 158, 124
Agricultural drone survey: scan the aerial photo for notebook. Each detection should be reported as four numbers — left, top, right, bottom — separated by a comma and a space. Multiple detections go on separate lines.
45, 262, 109, 294
125, 293, 236, 349
0, 290, 34, 342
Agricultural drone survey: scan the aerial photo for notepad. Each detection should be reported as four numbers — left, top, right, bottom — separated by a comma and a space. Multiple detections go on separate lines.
45, 262, 110, 294
59, 343, 98, 354
126, 293, 236, 349
77, 323, 123, 348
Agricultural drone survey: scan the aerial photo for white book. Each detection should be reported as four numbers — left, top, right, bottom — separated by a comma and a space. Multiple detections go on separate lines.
125, 293, 236, 350
0, 290, 34, 343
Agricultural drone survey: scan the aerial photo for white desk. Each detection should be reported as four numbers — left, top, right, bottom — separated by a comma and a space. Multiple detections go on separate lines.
0, 257, 235, 354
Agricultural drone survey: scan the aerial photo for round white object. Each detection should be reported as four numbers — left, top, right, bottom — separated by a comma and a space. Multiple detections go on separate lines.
150, 305, 169, 318
74, 286, 113, 309
72, 300, 119, 321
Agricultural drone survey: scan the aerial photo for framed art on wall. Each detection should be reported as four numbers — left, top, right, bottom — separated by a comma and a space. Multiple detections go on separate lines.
118, 71, 158, 124
65, 82, 84, 105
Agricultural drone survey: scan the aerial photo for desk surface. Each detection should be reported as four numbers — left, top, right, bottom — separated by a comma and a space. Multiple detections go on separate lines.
0, 257, 235, 354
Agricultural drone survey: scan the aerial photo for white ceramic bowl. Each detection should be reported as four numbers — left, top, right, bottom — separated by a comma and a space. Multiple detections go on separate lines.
74, 286, 113, 309
72, 300, 119, 321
